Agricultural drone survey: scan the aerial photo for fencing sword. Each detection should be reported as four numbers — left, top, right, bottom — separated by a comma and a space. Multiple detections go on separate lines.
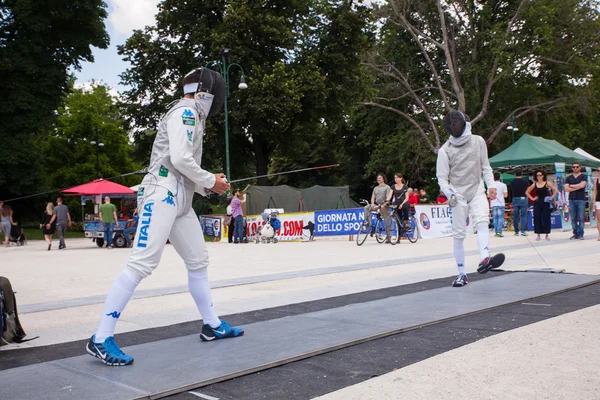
227, 164, 340, 184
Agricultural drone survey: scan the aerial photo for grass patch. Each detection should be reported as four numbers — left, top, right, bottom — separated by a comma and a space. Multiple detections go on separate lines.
21, 228, 85, 241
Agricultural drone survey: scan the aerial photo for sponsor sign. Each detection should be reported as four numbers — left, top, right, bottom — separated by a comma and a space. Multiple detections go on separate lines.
246, 212, 314, 241
414, 205, 473, 239
200, 216, 221, 239
527, 208, 562, 230
314, 209, 365, 236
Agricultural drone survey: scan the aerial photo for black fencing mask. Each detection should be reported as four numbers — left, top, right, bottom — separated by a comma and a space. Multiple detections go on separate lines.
444, 110, 467, 138
183, 68, 226, 118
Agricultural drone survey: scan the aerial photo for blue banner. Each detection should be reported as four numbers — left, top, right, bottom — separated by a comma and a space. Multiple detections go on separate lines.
85, 220, 127, 232
200, 216, 222, 238
314, 208, 365, 236
527, 208, 562, 230
554, 162, 571, 231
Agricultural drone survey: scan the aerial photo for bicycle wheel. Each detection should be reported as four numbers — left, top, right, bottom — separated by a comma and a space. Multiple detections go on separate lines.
389, 214, 400, 245
375, 218, 387, 243
406, 215, 419, 243
356, 220, 370, 246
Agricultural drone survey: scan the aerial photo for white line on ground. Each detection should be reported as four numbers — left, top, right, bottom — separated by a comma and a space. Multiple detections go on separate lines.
521, 303, 552, 307
188, 391, 220, 400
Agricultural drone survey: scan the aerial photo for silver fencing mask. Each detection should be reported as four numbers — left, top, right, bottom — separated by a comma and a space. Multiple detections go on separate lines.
183, 67, 226, 118
444, 110, 467, 138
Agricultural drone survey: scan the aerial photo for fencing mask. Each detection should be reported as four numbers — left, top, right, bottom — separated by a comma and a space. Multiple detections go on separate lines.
183, 67, 226, 118
444, 110, 467, 138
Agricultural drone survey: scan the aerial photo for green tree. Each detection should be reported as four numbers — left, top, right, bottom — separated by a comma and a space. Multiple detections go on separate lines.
38, 83, 141, 190
118, 0, 374, 186
363, 0, 600, 153
0, 0, 109, 200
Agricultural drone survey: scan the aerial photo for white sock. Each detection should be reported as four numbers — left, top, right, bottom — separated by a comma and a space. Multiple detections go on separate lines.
95, 269, 141, 343
188, 270, 221, 328
454, 238, 466, 275
477, 224, 490, 260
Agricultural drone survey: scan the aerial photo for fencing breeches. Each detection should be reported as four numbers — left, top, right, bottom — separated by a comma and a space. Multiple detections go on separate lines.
449, 192, 489, 241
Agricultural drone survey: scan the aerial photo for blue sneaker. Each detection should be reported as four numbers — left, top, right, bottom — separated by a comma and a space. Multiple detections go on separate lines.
200, 320, 244, 341
86, 335, 134, 366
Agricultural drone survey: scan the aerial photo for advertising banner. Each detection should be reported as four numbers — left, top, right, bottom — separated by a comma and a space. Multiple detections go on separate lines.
246, 212, 314, 242
554, 162, 571, 231
414, 205, 473, 239
527, 208, 562, 230
199, 216, 222, 239
586, 167, 597, 228
314, 208, 365, 236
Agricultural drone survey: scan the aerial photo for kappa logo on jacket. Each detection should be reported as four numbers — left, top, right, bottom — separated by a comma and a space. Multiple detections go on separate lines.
137, 202, 154, 248
181, 109, 195, 126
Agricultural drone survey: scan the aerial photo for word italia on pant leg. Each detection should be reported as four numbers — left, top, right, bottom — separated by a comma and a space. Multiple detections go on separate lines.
137, 202, 155, 248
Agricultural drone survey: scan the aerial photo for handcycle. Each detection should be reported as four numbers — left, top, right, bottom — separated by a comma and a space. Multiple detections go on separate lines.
356, 200, 419, 246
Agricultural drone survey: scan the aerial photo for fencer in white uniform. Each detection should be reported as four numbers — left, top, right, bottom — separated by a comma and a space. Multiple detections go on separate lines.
436, 110, 504, 287
86, 68, 244, 366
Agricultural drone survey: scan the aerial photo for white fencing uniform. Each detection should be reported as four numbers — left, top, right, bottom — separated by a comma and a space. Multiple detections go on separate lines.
437, 122, 495, 276
128, 98, 215, 278
436, 123, 495, 238
93, 97, 222, 343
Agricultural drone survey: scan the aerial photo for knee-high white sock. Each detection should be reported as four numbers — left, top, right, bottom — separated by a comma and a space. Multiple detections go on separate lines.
188, 270, 221, 328
95, 269, 141, 343
477, 224, 490, 260
453, 238, 466, 275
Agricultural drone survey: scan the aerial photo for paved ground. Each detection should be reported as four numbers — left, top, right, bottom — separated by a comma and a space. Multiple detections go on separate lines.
1, 228, 599, 399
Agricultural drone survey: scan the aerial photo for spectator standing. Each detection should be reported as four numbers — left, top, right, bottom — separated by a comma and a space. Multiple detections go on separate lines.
526, 170, 558, 241
419, 189, 430, 204
490, 173, 508, 237
50, 197, 72, 250
510, 169, 530, 236
123, 209, 138, 248
436, 191, 448, 204
408, 188, 420, 205
99, 196, 118, 249
387, 173, 411, 227
231, 189, 246, 244
2, 205, 15, 247
593, 167, 600, 241
565, 162, 588, 240
40, 202, 56, 251
225, 198, 234, 243
364, 174, 392, 241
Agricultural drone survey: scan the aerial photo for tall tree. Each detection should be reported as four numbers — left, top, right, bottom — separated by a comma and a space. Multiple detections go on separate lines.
38, 83, 142, 190
118, 0, 374, 185
0, 0, 109, 199
363, 0, 600, 153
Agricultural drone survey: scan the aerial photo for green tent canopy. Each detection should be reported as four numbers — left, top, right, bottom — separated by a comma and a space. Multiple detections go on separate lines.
245, 185, 359, 215
489, 134, 600, 169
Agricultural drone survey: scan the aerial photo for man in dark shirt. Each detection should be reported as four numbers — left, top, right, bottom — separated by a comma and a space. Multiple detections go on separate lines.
510, 169, 529, 236
565, 162, 588, 239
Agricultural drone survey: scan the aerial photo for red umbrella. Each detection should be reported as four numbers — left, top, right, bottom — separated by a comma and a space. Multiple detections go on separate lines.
61, 179, 135, 196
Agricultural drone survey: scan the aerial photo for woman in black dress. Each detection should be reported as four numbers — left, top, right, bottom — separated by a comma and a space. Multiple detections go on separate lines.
526, 170, 558, 241
40, 202, 56, 250
387, 173, 412, 227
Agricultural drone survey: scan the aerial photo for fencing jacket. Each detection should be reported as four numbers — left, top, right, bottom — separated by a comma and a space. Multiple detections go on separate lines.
436, 123, 495, 203
141, 98, 215, 214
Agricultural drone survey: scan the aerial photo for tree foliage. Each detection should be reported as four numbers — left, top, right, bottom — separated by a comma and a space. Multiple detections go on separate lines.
38, 83, 141, 190
364, 0, 600, 153
0, 0, 110, 200
118, 0, 375, 185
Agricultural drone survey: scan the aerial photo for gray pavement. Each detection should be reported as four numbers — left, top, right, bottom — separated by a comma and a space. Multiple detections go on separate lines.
1, 228, 599, 399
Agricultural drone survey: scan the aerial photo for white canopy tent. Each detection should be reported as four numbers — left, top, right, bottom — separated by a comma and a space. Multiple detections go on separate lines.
574, 148, 600, 163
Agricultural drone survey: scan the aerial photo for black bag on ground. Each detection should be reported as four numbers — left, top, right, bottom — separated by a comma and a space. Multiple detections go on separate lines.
0, 276, 30, 345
